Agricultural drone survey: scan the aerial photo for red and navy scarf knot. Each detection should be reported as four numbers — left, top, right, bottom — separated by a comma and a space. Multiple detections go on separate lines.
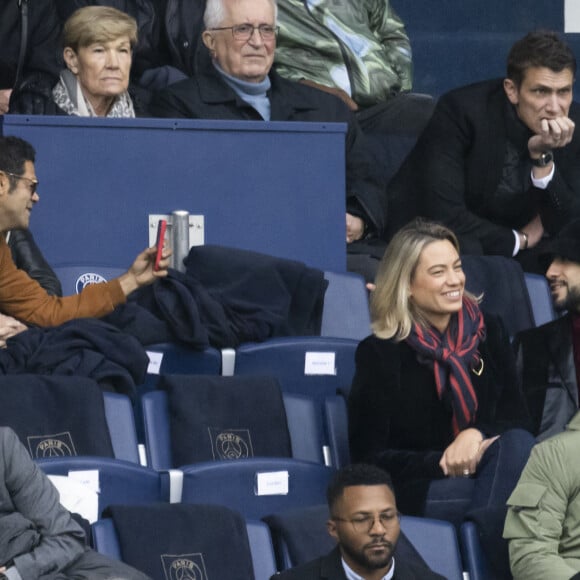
406, 298, 486, 436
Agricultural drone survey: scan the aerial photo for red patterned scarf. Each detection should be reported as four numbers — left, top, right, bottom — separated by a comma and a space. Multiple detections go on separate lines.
406, 298, 486, 435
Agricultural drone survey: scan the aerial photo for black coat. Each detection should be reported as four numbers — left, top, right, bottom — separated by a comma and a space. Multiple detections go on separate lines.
150, 50, 389, 236
387, 79, 580, 254
0, 0, 61, 89
348, 315, 531, 512
8, 229, 62, 297
513, 314, 578, 439
272, 546, 445, 580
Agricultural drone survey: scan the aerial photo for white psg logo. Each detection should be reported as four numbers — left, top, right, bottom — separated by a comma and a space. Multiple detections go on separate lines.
75, 272, 107, 294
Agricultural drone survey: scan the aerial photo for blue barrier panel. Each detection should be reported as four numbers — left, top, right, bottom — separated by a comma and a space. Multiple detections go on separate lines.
3, 115, 347, 272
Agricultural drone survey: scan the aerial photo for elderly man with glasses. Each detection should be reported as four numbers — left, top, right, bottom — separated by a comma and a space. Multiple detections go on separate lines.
271, 464, 444, 580
150, 0, 390, 283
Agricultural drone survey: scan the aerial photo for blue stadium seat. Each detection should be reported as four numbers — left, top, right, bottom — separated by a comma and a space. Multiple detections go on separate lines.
460, 521, 493, 580
142, 386, 324, 470
0, 377, 140, 463
524, 272, 557, 327
180, 458, 333, 519
92, 507, 277, 580
462, 255, 535, 336
53, 264, 126, 295
322, 270, 370, 340
38, 457, 170, 516
234, 337, 357, 399
401, 515, 464, 580
324, 394, 350, 469
234, 336, 357, 458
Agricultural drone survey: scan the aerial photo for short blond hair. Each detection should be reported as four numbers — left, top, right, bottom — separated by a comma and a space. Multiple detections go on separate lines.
63, 6, 138, 51
371, 219, 480, 341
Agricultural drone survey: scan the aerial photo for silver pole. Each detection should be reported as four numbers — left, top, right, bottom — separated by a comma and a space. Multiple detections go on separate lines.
171, 210, 190, 272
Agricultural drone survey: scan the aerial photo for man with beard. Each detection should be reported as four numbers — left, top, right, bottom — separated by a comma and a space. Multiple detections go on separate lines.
513, 218, 580, 440
271, 464, 444, 580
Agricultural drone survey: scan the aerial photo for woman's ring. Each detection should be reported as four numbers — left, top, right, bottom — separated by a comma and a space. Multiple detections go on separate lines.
462, 469, 470, 477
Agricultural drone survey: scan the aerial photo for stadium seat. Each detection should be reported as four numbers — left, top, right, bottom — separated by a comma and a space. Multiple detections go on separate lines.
524, 272, 557, 327
38, 457, 171, 518
0, 376, 140, 463
92, 504, 277, 580
180, 458, 333, 519
233, 336, 357, 459
53, 263, 125, 295
401, 515, 464, 580
324, 394, 350, 469
460, 521, 493, 580
322, 270, 370, 340
462, 255, 535, 336
141, 378, 324, 469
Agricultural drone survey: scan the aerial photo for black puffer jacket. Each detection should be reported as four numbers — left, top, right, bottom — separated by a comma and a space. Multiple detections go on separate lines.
7, 230, 62, 297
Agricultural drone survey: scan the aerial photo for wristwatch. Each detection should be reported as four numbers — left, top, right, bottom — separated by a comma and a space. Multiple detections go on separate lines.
530, 150, 554, 167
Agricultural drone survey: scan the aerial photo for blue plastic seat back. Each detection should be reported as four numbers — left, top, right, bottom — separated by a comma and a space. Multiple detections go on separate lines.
322, 270, 370, 340
401, 515, 464, 580
92, 513, 277, 580
180, 458, 333, 519
524, 272, 557, 327
234, 336, 357, 450
462, 255, 535, 336
53, 264, 126, 295
142, 389, 324, 470
38, 457, 170, 516
324, 394, 350, 469
460, 521, 493, 580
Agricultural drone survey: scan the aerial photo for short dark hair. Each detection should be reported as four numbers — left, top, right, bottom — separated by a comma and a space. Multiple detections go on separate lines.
507, 30, 576, 87
0, 137, 36, 191
326, 464, 394, 512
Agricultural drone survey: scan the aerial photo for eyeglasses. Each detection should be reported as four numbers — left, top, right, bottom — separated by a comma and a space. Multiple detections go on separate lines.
333, 512, 400, 534
2, 171, 39, 195
208, 24, 279, 41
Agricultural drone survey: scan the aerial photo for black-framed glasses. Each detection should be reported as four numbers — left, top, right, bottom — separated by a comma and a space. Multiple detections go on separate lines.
1, 170, 39, 195
333, 512, 400, 534
208, 24, 279, 41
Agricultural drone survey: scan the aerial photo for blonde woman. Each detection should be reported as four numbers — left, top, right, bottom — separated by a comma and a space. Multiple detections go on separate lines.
349, 219, 534, 578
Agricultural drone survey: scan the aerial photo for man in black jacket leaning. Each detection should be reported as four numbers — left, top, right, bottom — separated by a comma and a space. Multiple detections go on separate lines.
388, 30, 580, 273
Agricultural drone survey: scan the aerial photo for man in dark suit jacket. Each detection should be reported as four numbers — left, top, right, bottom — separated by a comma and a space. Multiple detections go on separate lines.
388, 31, 580, 273
271, 464, 445, 580
513, 219, 580, 440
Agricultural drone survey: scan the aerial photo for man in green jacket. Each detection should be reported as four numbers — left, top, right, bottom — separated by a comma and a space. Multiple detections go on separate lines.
504, 411, 580, 579
274, 0, 433, 138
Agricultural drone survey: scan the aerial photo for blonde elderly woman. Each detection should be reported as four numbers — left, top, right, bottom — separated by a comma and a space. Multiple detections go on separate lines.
52, 6, 138, 117
348, 219, 535, 579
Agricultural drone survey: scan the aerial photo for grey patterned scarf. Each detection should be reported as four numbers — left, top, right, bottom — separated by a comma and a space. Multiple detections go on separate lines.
52, 69, 135, 117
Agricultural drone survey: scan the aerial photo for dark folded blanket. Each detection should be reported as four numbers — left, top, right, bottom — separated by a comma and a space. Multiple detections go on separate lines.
160, 374, 292, 467
106, 503, 254, 580
0, 318, 149, 397
185, 245, 328, 338
106, 246, 328, 350
0, 375, 114, 457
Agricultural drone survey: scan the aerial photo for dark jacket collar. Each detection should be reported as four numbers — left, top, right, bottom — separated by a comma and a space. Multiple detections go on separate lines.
195, 47, 322, 117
